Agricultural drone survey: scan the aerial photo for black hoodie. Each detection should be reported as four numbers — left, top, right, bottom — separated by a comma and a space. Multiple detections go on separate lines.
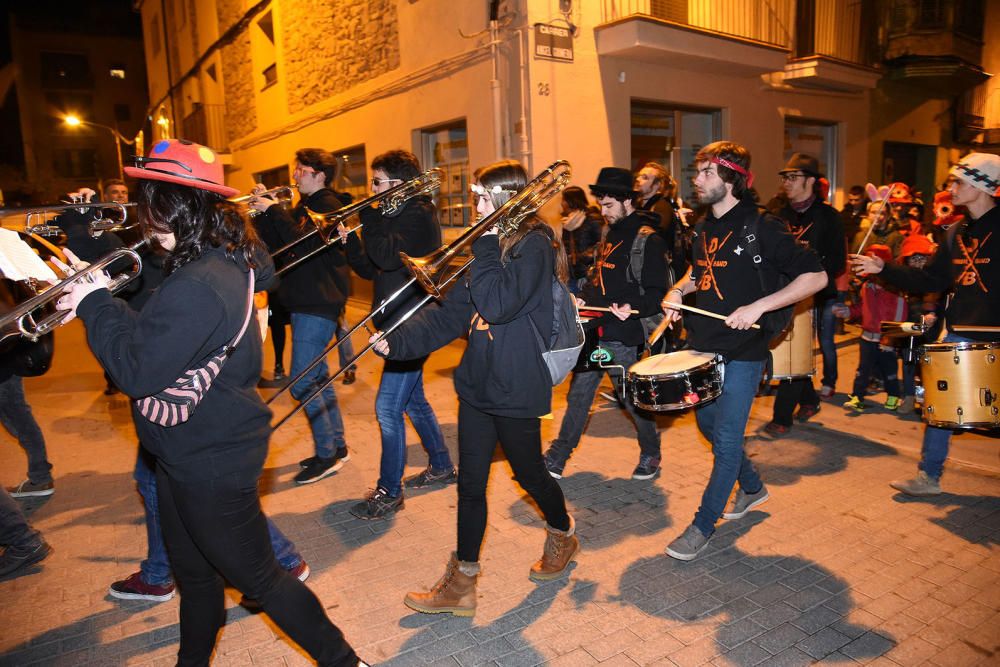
386, 231, 554, 418
254, 188, 349, 320
78, 247, 277, 481
579, 209, 668, 346
879, 205, 999, 342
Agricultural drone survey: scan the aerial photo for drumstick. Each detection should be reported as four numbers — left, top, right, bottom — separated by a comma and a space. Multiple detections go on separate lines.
647, 315, 672, 347
579, 306, 640, 315
951, 324, 1000, 333
663, 301, 761, 330
853, 183, 900, 255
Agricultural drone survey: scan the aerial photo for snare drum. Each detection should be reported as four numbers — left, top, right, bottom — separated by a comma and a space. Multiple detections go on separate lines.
770, 299, 815, 380
918, 342, 1000, 429
626, 350, 723, 411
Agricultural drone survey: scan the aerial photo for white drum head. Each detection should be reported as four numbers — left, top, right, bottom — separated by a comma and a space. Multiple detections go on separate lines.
630, 350, 717, 375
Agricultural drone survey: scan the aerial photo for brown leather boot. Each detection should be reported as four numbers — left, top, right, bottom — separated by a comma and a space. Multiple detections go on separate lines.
530, 516, 580, 581
404, 552, 478, 616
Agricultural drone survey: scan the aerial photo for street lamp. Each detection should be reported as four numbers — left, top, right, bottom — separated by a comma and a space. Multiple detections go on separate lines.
63, 114, 136, 181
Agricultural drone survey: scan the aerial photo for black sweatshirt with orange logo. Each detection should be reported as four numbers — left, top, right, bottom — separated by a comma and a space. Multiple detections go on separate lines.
879, 205, 999, 342
688, 199, 823, 361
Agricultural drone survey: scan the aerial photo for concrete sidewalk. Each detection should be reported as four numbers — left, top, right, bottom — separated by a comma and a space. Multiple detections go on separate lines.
0, 313, 997, 666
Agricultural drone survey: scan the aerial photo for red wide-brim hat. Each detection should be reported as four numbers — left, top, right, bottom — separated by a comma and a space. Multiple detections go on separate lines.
124, 139, 238, 197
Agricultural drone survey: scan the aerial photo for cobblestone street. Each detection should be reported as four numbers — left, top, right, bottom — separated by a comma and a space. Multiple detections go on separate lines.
1, 311, 998, 666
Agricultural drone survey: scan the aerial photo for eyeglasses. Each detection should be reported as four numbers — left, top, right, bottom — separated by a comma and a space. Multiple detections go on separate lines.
779, 172, 806, 183
371, 177, 402, 188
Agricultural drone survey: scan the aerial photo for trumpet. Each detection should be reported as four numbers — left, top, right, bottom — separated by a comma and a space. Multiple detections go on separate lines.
229, 185, 297, 217
268, 160, 571, 430
0, 240, 147, 344
0, 201, 137, 237
271, 168, 443, 276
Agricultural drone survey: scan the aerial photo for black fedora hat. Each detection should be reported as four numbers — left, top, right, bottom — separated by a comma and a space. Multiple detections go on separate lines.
779, 153, 822, 177
590, 167, 637, 198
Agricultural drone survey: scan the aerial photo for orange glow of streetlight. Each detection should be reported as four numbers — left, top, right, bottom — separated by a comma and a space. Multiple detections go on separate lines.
63, 114, 82, 127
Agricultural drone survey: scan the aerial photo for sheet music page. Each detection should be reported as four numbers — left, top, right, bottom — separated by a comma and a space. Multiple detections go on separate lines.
0, 228, 59, 282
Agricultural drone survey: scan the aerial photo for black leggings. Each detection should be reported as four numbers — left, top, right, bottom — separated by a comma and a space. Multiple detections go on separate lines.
269, 300, 290, 368
457, 401, 570, 562
156, 464, 357, 666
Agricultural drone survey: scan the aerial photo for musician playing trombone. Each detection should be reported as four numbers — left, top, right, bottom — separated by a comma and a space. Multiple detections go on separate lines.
250, 148, 353, 485
341, 150, 456, 520
371, 160, 577, 617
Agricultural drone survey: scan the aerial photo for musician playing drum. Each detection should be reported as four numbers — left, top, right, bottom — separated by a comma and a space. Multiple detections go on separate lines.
661, 141, 826, 561
850, 153, 1000, 497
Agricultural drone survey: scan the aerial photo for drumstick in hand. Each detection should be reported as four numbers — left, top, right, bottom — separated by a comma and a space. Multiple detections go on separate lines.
647, 316, 672, 348
662, 302, 761, 330
579, 306, 640, 315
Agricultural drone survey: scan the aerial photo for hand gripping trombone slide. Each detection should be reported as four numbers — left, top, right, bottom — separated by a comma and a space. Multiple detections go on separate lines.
268, 169, 444, 277
267, 160, 572, 430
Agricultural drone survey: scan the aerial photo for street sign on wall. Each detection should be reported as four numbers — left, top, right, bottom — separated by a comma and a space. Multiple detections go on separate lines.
534, 23, 573, 62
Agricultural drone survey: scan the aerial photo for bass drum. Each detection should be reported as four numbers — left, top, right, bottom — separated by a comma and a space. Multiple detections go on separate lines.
918, 342, 1000, 429
626, 350, 723, 411
770, 298, 815, 380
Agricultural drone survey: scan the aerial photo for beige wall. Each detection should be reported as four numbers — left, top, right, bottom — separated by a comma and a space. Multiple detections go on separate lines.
139, 0, 873, 211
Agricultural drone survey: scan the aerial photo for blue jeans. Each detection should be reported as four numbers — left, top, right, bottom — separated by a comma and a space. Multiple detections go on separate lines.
337, 317, 356, 371
376, 366, 453, 497
0, 376, 53, 485
548, 340, 660, 463
818, 299, 838, 389
0, 486, 41, 551
290, 313, 347, 458
918, 333, 973, 481
134, 447, 303, 586
692, 359, 766, 537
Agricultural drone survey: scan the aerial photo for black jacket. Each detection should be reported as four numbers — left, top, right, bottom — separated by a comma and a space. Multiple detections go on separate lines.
880, 205, 999, 342
688, 199, 824, 361
772, 199, 845, 301
579, 209, 668, 347
254, 188, 349, 320
561, 209, 603, 283
386, 231, 554, 418
345, 196, 441, 328
78, 247, 278, 481
639, 193, 688, 278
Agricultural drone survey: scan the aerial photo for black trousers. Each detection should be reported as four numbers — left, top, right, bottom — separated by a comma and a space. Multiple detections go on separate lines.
772, 378, 820, 426
156, 464, 357, 667
456, 401, 570, 562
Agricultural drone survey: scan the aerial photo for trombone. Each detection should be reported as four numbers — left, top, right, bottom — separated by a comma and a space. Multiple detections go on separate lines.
0, 240, 147, 344
270, 168, 443, 276
0, 201, 137, 237
268, 160, 571, 430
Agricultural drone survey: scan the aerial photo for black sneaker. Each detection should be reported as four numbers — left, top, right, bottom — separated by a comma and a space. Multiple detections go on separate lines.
0, 540, 52, 578
350, 487, 404, 520
294, 456, 343, 484
403, 466, 458, 489
342, 369, 356, 385
631, 455, 661, 480
299, 448, 349, 469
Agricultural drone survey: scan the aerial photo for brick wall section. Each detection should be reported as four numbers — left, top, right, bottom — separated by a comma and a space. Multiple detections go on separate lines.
279, 0, 401, 114
216, 0, 258, 142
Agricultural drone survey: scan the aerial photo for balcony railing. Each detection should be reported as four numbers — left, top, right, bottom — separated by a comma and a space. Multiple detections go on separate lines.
600, 0, 871, 66
181, 103, 228, 153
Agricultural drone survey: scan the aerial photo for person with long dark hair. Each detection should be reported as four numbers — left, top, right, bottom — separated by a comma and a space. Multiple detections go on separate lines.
559, 185, 603, 293
57, 140, 361, 666
371, 160, 578, 616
